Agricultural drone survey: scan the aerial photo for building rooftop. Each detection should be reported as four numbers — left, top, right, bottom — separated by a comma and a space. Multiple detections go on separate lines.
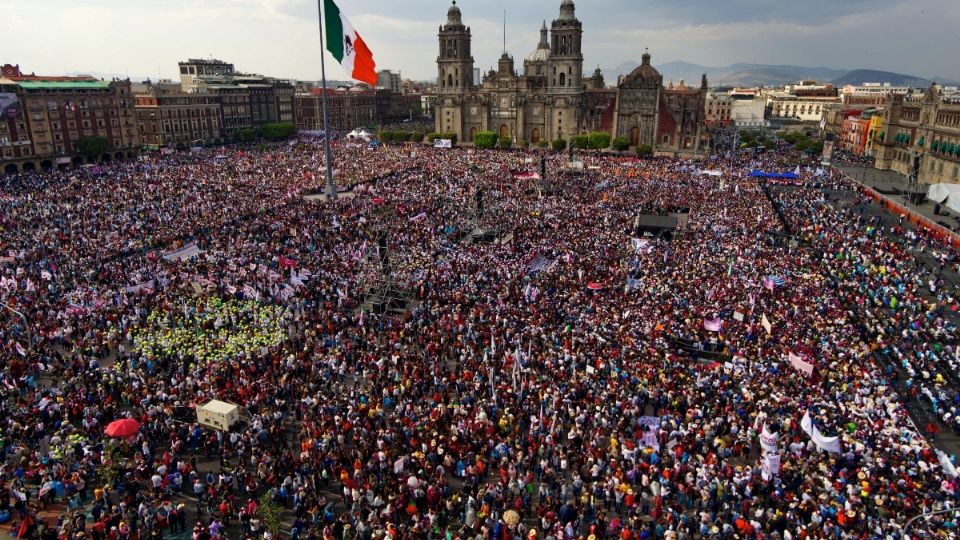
17, 80, 112, 90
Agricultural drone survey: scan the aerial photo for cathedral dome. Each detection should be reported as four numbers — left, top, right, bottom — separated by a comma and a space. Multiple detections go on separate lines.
527, 21, 550, 63
447, 1, 462, 25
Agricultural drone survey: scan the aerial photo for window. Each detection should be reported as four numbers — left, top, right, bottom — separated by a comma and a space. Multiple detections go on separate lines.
559, 73, 566, 86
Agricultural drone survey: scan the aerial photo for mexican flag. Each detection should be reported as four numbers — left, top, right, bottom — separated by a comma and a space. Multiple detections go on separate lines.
324, 0, 377, 86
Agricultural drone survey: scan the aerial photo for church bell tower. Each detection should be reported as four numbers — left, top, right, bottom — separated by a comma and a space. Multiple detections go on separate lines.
437, 1, 474, 94
547, 0, 583, 94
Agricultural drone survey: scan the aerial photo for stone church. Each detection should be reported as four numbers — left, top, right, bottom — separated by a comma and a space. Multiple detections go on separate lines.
433, 0, 709, 153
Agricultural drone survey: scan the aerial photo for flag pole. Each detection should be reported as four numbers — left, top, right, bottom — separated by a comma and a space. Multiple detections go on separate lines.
317, 0, 337, 201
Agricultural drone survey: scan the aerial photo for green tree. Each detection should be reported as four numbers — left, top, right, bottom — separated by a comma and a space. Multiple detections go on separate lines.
537, 140, 550, 148
234, 128, 256, 142
75, 135, 108, 160
612, 136, 630, 151
517, 138, 528, 149
473, 131, 498, 149
552, 139, 567, 152
636, 144, 653, 157
425, 132, 440, 143
261, 122, 296, 140
440, 132, 458, 145
258, 492, 283, 537
588, 132, 611, 150
572, 135, 589, 149
498, 136, 513, 148
410, 131, 425, 143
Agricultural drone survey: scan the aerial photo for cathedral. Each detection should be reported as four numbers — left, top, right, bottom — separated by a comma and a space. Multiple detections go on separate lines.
433, 0, 709, 154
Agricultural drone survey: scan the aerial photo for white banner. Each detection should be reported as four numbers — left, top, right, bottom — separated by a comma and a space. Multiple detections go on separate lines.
761, 314, 772, 335
763, 453, 781, 476
760, 426, 779, 453
800, 411, 842, 454
434, 139, 452, 149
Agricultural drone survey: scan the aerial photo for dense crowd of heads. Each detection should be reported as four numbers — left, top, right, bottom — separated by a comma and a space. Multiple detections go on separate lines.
1, 139, 959, 540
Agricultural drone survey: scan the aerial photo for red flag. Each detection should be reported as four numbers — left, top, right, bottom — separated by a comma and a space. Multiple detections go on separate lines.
279, 256, 298, 269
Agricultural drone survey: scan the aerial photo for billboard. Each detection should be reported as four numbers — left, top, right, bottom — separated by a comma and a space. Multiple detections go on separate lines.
433, 139, 452, 149
0, 93, 20, 119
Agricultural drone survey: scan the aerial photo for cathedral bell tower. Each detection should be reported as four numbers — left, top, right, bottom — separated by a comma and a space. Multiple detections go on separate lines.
437, 1, 474, 94
547, 0, 583, 94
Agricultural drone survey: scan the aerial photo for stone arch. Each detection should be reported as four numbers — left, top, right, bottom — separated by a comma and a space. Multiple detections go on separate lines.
22, 161, 36, 172
469, 127, 478, 142
559, 73, 566, 87
100, 153, 112, 163
447, 73, 453, 87
499, 124, 509, 138
40, 159, 53, 170
530, 128, 541, 145
630, 127, 640, 147
3, 163, 18, 175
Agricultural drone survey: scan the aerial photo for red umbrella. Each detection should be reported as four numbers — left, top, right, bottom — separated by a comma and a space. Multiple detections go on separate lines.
587, 282, 603, 290
104, 418, 140, 438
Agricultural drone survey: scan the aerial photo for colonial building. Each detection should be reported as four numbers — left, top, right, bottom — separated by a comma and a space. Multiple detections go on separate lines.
1, 63, 138, 175
432, 1, 708, 153
875, 85, 960, 184
133, 82, 224, 148
178, 58, 295, 134
294, 87, 377, 132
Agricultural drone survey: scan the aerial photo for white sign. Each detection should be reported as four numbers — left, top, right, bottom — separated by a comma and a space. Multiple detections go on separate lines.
763, 453, 781, 476
434, 139, 453, 149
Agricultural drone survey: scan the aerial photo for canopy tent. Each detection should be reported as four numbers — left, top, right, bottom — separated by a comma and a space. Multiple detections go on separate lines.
749, 170, 800, 179
927, 183, 960, 214
346, 128, 371, 142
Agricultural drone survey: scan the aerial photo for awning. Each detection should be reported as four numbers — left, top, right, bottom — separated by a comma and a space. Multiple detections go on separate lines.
932, 140, 939, 151
917, 136, 925, 147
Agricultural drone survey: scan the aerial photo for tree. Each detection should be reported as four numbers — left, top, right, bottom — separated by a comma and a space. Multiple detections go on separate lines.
612, 137, 630, 151
258, 492, 283, 537
498, 136, 513, 148
234, 128, 256, 142
588, 132, 611, 150
552, 139, 567, 152
410, 131, 425, 143
517, 139, 528, 149
636, 144, 653, 157
572, 135, 589, 150
261, 122, 296, 140
537, 140, 550, 148
473, 131, 498, 149
75, 136, 108, 160
425, 132, 440, 143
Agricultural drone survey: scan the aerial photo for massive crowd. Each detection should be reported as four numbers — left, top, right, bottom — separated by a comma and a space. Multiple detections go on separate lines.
1, 137, 959, 540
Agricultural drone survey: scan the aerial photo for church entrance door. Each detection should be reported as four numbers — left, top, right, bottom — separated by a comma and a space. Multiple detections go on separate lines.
531, 128, 541, 145
470, 127, 478, 143
630, 127, 640, 147
499, 124, 510, 138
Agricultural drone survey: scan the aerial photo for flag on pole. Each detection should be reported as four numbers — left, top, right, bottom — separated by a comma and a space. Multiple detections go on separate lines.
324, 0, 377, 85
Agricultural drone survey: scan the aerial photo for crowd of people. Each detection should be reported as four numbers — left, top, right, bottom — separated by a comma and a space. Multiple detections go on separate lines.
1, 136, 960, 540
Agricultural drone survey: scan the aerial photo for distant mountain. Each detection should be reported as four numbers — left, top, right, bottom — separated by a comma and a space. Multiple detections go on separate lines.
830, 69, 932, 87
602, 61, 955, 88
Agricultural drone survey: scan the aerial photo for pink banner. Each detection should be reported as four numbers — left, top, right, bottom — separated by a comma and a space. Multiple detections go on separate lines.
788, 352, 814, 377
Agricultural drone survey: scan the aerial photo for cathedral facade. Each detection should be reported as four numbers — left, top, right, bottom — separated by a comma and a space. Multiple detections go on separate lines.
433, 0, 709, 153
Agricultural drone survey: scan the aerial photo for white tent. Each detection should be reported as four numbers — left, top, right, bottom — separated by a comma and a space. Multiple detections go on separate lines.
927, 183, 960, 214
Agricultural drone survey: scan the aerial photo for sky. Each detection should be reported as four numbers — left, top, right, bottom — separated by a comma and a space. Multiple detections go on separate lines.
2, 0, 958, 83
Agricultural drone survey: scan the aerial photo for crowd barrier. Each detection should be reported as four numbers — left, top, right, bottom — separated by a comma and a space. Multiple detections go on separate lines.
856, 181, 960, 249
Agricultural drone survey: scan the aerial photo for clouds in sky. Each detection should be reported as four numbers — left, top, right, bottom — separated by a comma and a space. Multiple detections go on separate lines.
2, 0, 956, 82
